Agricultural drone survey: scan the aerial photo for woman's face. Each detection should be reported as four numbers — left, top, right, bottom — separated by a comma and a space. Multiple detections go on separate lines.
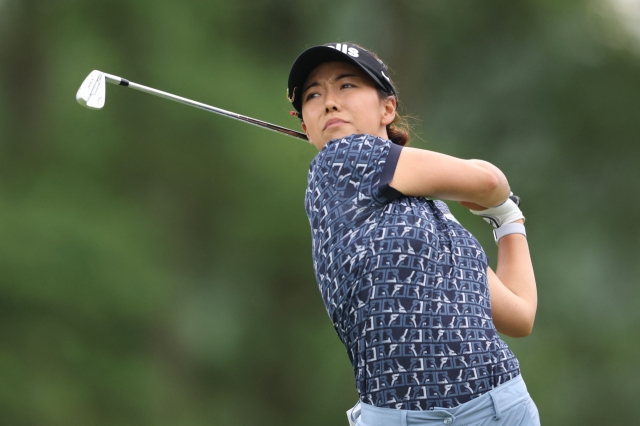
300, 61, 396, 150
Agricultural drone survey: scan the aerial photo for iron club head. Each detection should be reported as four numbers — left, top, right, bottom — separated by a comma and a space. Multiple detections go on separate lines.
76, 70, 107, 109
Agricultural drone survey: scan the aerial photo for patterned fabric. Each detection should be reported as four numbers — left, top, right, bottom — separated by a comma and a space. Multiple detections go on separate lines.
305, 134, 520, 411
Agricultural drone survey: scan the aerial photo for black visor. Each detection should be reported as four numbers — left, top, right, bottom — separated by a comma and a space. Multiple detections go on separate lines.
287, 43, 397, 115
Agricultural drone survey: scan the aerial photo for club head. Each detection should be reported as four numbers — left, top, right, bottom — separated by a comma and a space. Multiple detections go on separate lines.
76, 70, 106, 109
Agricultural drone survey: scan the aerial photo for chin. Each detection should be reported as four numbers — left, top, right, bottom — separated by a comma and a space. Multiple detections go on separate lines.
325, 127, 358, 141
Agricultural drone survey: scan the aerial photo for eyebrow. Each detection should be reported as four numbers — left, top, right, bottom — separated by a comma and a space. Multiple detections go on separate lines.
302, 73, 360, 95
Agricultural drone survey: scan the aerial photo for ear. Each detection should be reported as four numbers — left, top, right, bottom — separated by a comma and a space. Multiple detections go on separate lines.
381, 96, 397, 126
301, 121, 312, 144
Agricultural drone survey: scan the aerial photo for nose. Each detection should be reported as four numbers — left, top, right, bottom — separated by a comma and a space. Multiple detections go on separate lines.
324, 90, 340, 114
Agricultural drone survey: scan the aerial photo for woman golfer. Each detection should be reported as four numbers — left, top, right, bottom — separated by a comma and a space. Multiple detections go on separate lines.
287, 43, 539, 426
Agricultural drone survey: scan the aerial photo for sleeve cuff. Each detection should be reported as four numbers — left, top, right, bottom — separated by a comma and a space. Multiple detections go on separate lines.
378, 142, 404, 201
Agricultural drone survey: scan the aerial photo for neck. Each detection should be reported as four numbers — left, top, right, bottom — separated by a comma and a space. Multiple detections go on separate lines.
313, 127, 389, 151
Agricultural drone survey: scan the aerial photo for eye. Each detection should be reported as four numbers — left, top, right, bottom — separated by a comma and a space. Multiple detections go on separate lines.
305, 92, 319, 101
341, 83, 356, 89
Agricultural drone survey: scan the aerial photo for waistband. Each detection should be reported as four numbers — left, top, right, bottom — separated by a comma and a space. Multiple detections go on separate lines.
348, 375, 530, 426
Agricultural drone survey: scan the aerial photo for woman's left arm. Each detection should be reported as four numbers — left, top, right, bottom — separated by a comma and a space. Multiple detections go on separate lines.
485, 219, 538, 338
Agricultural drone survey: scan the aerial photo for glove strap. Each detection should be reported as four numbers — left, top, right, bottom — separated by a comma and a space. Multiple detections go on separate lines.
493, 223, 526, 244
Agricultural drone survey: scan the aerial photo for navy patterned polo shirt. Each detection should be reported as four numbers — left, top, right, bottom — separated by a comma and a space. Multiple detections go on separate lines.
304, 134, 520, 410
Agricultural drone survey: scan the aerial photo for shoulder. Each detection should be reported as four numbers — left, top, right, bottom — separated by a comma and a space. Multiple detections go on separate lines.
309, 134, 392, 172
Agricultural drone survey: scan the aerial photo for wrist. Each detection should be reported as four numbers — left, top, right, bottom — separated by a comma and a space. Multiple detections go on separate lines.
493, 223, 527, 245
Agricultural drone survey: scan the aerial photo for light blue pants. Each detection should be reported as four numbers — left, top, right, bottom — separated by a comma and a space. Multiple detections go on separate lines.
347, 375, 540, 426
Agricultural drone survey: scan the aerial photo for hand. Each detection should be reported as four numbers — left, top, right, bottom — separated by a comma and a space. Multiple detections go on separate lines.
462, 193, 524, 229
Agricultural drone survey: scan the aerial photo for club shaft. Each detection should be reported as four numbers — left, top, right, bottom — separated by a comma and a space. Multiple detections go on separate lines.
103, 74, 307, 141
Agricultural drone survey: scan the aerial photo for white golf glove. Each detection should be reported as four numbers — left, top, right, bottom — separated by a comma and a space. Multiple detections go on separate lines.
469, 193, 526, 244
469, 193, 524, 228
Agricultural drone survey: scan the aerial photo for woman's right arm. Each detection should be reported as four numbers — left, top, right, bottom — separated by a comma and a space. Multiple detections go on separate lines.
389, 147, 510, 207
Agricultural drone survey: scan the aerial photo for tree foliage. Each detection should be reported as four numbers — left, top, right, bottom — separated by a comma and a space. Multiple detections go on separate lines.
1, 0, 639, 424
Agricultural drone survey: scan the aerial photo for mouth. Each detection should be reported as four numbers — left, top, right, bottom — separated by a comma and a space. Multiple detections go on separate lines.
323, 118, 347, 131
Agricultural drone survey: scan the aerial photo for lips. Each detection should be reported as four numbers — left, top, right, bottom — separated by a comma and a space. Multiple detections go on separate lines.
323, 118, 347, 130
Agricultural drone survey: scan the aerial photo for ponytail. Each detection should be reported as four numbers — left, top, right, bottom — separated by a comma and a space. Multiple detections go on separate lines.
386, 113, 410, 146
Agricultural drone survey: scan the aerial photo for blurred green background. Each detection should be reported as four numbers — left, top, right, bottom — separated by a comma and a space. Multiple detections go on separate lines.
1, 0, 639, 424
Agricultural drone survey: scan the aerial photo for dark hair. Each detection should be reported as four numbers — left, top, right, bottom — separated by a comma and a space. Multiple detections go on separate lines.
361, 45, 410, 147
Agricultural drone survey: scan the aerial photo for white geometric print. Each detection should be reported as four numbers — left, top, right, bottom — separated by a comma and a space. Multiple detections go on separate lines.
305, 134, 520, 410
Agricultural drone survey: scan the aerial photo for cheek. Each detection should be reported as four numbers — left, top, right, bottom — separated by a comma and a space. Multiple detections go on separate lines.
350, 96, 384, 128
301, 105, 315, 126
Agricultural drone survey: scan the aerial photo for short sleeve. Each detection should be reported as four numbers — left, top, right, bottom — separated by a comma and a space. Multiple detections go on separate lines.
307, 134, 404, 210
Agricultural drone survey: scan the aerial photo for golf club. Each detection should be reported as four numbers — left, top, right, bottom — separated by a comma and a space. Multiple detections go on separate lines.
76, 70, 308, 141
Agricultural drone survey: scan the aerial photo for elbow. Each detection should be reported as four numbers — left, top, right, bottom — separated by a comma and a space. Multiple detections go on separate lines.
473, 161, 509, 206
485, 171, 501, 197
512, 322, 534, 338
496, 306, 537, 338
509, 313, 536, 338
